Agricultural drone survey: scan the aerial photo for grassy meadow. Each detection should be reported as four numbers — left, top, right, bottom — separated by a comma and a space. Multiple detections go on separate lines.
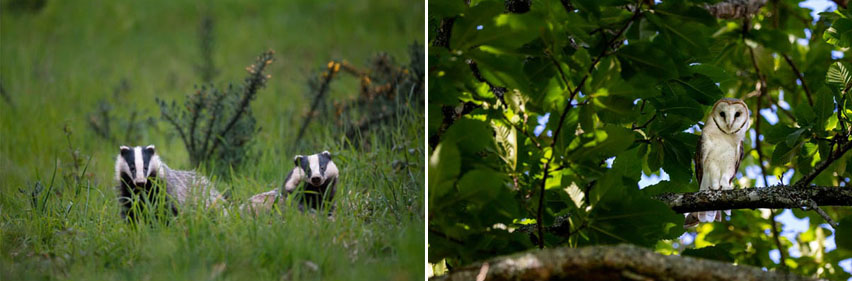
0, 0, 425, 280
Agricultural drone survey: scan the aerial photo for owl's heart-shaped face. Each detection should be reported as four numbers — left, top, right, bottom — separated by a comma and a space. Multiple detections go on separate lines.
710, 99, 749, 135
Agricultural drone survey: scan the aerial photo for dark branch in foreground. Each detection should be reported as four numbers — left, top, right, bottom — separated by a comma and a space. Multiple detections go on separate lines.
431, 244, 821, 281
654, 185, 852, 213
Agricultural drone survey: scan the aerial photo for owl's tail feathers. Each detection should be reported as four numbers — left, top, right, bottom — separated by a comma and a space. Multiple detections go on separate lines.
684, 211, 722, 228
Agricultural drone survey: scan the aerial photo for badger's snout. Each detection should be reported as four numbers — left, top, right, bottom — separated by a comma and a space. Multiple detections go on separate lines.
134, 179, 147, 186
310, 176, 322, 185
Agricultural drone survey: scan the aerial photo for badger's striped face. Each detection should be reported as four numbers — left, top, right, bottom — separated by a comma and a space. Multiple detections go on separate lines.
116, 145, 159, 187
294, 151, 336, 186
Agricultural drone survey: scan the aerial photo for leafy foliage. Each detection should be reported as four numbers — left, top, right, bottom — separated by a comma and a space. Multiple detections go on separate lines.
428, 0, 852, 279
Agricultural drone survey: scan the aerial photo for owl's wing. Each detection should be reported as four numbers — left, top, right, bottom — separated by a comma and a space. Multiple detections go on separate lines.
729, 140, 744, 185
694, 135, 704, 187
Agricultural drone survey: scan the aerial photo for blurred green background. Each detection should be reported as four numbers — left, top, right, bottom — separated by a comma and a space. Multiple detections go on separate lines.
0, 0, 425, 280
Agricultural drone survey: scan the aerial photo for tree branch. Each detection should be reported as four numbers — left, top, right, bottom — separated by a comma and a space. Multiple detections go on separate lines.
781, 54, 813, 107
430, 244, 822, 281
794, 138, 852, 187
654, 185, 852, 213
805, 199, 839, 229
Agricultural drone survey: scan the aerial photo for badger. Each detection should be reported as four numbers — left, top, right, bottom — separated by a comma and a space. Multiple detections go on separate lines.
115, 145, 224, 220
242, 151, 338, 215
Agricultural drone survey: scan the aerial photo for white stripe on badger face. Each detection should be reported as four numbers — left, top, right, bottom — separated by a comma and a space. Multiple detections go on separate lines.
308, 154, 321, 182
324, 160, 338, 179
134, 146, 145, 185
147, 155, 160, 177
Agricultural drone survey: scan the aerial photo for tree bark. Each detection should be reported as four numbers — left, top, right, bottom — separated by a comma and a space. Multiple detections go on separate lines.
653, 185, 852, 213
431, 244, 823, 281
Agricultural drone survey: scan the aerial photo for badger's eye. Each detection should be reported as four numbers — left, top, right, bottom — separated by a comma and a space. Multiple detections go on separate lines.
720, 112, 726, 118
735, 111, 741, 118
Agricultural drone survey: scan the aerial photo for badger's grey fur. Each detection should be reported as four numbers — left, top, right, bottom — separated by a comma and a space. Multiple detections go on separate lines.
242, 151, 338, 215
115, 145, 223, 220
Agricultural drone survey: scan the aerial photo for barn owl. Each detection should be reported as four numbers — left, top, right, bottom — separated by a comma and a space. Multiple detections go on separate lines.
684, 98, 750, 228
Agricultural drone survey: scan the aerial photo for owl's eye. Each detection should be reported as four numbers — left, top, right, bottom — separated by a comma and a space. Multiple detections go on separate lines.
735, 111, 741, 118
720, 112, 726, 118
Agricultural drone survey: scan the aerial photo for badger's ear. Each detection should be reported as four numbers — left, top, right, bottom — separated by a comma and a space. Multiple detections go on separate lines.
145, 145, 156, 154
120, 145, 130, 152
293, 155, 303, 166
321, 150, 332, 160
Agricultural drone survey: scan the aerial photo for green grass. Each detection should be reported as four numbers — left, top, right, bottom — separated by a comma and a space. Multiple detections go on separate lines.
0, 0, 425, 280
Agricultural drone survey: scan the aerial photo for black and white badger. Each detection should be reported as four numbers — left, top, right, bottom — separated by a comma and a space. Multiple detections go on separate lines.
243, 151, 338, 215
115, 145, 224, 220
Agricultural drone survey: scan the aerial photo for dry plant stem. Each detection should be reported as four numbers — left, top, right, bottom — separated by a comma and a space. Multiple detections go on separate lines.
296, 64, 337, 142
535, 3, 644, 249
161, 110, 190, 149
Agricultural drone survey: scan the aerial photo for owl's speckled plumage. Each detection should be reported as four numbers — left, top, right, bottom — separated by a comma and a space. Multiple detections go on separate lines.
684, 98, 750, 228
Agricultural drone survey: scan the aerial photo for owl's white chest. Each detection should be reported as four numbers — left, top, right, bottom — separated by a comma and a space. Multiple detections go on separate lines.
700, 128, 742, 190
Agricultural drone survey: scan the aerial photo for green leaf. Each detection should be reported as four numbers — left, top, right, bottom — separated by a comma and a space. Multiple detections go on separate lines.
428, 104, 443, 138
826, 61, 852, 92
467, 49, 530, 94
591, 148, 642, 206
814, 87, 834, 129
429, 142, 461, 202
785, 127, 807, 147
675, 74, 724, 106
764, 124, 798, 145
690, 64, 736, 90
752, 29, 792, 53
682, 244, 735, 263
573, 0, 601, 19
662, 133, 698, 184
457, 169, 508, 203
650, 82, 705, 123
579, 103, 596, 132
564, 182, 586, 209
443, 118, 494, 153
522, 56, 556, 87
451, 2, 545, 50
493, 121, 518, 171
617, 42, 679, 81
771, 142, 797, 166
794, 102, 816, 126
645, 13, 709, 55
583, 182, 684, 247
836, 216, 852, 251
429, 0, 465, 18
823, 18, 852, 48
572, 125, 635, 162
641, 180, 697, 195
